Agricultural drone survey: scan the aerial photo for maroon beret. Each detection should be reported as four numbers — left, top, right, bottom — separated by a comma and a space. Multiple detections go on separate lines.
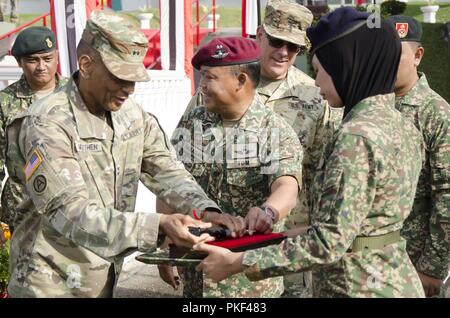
192, 36, 260, 70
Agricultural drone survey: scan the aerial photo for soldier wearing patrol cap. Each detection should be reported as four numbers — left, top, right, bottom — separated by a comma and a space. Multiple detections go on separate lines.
158, 36, 303, 297
256, 0, 337, 298
4, 10, 221, 298
388, 15, 450, 298
0, 26, 67, 235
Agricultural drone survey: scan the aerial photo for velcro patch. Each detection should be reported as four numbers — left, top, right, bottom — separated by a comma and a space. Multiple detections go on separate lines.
122, 127, 144, 141
24, 148, 43, 181
227, 157, 260, 168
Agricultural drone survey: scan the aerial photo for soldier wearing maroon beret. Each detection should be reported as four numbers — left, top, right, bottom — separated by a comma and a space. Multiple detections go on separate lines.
191, 37, 260, 69
158, 36, 303, 298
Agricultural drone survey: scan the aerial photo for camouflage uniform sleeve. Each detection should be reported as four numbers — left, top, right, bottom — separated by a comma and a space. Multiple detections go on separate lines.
264, 118, 303, 187
242, 133, 377, 280
303, 99, 330, 187
172, 89, 203, 135
0, 99, 6, 222
19, 116, 160, 261
170, 99, 196, 149
0, 98, 6, 190
185, 89, 203, 115
415, 101, 450, 279
140, 111, 220, 216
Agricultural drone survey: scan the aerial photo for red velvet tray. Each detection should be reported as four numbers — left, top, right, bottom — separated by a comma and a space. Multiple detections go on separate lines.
206, 232, 286, 252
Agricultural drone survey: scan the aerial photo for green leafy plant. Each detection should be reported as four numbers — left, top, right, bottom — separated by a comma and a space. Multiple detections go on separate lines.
381, 0, 407, 17
355, 4, 368, 12
0, 241, 10, 295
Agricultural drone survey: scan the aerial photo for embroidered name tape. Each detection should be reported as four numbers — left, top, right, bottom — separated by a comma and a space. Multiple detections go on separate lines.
75, 142, 102, 152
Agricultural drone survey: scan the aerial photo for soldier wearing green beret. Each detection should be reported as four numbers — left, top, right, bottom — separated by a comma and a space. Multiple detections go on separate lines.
388, 15, 450, 298
0, 26, 67, 233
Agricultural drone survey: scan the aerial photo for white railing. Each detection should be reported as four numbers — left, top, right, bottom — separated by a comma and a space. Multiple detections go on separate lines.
132, 70, 193, 214
0, 56, 22, 90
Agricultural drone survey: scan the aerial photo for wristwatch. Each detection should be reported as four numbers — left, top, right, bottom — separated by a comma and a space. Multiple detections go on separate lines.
260, 205, 278, 223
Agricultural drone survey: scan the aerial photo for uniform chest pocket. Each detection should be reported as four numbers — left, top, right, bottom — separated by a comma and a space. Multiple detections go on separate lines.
226, 167, 264, 187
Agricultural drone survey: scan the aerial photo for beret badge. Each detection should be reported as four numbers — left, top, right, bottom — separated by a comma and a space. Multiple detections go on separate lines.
211, 44, 229, 59
46, 37, 53, 48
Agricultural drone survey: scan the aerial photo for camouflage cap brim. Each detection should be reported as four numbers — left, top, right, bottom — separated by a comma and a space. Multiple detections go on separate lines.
262, 24, 309, 48
100, 49, 150, 82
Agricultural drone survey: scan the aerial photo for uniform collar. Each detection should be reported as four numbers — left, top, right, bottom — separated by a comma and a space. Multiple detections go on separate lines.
343, 93, 396, 124
15, 75, 35, 98
15, 73, 65, 98
396, 72, 430, 107
67, 73, 114, 140
234, 93, 268, 133
257, 66, 298, 102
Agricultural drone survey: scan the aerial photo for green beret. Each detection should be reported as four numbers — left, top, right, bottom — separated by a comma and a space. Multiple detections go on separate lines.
11, 26, 56, 57
387, 15, 422, 43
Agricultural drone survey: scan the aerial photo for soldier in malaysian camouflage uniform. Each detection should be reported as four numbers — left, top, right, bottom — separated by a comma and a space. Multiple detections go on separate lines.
0, 27, 67, 233
162, 36, 303, 297
178, 0, 341, 298
194, 7, 426, 298
388, 16, 450, 298
4, 10, 221, 298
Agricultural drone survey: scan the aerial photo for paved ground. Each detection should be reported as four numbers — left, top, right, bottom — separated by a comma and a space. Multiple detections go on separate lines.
115, 252, 182, 298
115, 252, 450, 298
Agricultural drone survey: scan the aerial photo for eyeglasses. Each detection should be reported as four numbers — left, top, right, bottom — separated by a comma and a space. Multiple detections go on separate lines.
265, 33, 301, 53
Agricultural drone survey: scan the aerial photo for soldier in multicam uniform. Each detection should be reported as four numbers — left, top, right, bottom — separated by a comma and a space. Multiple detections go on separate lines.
194, 7, 426, 298
160, 36, 303, 297
256, 0, 340, 297
177, 0, 340, 298
4, 11, 221, 298
0, 0, 18, 23
388, 16, 450, 298
0, 27, 67, 233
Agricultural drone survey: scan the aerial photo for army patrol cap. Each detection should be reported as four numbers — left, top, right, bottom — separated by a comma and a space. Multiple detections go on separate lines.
262, 0, 313, 48
387, 15, 422, 42
11, 26, 56, 57
81, 10, 150, 82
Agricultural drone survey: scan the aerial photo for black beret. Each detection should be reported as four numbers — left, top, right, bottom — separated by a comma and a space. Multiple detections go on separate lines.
11, 26, 56, 57
387, 15, 422, 42
306, 7, 370, 54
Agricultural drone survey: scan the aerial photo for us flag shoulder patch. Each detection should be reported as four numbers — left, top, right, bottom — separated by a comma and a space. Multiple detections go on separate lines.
24, 148, 43, 181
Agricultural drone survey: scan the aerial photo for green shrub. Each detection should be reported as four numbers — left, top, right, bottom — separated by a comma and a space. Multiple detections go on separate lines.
0, 241, 10, 294
355, 5, 368, 12
381, 0, 407, 17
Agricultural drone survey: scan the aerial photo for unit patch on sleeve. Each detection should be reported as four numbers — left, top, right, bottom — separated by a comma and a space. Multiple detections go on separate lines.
24, 148, 43, 181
